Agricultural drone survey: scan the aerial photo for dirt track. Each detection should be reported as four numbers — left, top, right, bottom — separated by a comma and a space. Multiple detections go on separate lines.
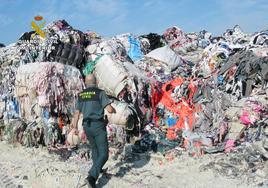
0, 141, 253, 188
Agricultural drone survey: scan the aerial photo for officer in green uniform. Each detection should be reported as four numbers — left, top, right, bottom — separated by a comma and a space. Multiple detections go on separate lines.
72, 74, 115, 188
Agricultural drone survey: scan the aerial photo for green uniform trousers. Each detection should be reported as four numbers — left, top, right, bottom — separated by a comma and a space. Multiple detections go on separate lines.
83, 122, 109, 180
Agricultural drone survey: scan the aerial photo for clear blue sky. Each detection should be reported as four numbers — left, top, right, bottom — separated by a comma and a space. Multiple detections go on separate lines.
0, 0, 267, 45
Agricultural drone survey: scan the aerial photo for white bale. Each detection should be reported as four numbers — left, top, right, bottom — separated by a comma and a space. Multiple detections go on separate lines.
15, 62, 83, 98
105, 101, 132, 126
94, 55, 128, 97
14, 62, 84, 120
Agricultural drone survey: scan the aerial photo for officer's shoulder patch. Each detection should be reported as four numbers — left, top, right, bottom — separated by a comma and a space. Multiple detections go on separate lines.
78, 87, 100, 101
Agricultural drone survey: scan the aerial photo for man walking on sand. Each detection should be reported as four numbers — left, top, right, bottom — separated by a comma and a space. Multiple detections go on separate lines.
72, 74, 116, 188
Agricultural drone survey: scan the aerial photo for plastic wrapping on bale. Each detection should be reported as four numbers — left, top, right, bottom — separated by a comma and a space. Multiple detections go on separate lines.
145, 45, 185, 70
105, 100, 135, 130
94, 55, 128, 97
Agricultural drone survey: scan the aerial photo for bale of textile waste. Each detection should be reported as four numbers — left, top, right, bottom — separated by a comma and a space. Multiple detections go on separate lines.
15, 62, 84, 119
94, 55, 128, 97
15, 63, 42, 97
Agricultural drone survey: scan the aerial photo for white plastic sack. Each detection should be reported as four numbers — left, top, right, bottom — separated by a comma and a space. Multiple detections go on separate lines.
67, 129, 81, 146
145, 45, 184, 70
94, 55, 128, 97
105, 100, 133, 126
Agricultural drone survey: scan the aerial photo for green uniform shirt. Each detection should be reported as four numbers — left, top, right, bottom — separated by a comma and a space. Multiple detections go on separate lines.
75, 86, 111, 120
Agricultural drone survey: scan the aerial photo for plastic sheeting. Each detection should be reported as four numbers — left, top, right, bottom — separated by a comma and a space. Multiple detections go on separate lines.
145, 45, 184, 70
127, 35, 143, 62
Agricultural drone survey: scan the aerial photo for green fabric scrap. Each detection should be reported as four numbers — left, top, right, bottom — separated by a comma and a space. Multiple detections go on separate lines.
83, 56, 102, 76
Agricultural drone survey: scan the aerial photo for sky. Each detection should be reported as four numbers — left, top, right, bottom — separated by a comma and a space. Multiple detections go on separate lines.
0, 0, 267, 45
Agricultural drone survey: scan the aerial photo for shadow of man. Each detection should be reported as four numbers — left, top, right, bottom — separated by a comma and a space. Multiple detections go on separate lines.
96, 145, 151, 188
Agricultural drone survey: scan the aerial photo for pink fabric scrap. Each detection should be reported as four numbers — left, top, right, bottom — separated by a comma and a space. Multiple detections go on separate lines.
240, 110, 253, 125
225, 139, 235, 153
252, 104, 263, 113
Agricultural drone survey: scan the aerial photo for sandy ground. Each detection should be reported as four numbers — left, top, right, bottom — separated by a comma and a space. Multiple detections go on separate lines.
0, 141, 254, 188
